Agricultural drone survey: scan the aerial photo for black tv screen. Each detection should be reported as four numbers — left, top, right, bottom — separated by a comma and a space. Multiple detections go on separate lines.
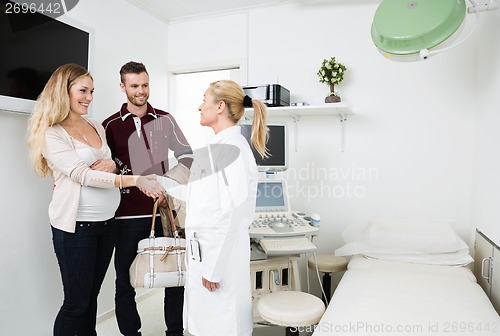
0, 2, 91, 113
240, 122, 288, 172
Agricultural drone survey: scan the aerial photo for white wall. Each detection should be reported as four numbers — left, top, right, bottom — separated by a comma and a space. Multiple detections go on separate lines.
471, 8, 500, 245
168, 2, 481, 250
0, 0, 169, 334
0, 111, 56, 332
251, 2, 478, 249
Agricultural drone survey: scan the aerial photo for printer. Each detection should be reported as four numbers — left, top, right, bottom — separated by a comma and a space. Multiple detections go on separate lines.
243, 84, 290, 107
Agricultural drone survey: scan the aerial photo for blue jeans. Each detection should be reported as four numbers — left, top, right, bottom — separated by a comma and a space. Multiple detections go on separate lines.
114, 217, 184, 336
52, 219, 116, 336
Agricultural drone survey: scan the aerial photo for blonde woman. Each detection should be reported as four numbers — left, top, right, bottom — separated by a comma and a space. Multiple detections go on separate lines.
26, 64, 163, 336
157, 80, 268, 336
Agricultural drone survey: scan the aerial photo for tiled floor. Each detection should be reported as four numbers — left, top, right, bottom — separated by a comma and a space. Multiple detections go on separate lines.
96, 289, 167, 336
96, 289, 311, 335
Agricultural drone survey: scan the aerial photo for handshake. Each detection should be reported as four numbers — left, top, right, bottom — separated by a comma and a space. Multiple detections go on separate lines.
128, 166, 187, 202
136, 174, 165, 199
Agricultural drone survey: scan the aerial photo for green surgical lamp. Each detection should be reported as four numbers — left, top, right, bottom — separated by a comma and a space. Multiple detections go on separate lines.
371, 0, 498, 61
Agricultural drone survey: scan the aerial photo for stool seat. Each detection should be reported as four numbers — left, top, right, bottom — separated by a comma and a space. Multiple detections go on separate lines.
258, 291, 325, 327
308, 255, 348, 273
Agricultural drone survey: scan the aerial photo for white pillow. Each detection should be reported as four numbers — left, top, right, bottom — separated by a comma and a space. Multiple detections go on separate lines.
335, 219, 469, 256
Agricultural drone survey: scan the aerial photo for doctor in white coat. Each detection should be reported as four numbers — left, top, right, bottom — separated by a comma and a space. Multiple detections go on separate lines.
157, 80, 269, 336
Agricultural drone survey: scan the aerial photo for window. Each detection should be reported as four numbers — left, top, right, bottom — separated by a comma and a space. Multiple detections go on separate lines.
171, 68, 242, 149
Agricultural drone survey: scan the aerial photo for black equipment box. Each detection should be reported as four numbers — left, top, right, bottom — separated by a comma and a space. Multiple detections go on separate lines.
243, 84, 290, 107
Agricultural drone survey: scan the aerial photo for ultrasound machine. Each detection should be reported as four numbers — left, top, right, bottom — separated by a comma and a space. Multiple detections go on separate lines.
239, 120, 319, 257
249, 179, 318, 257
240, 120, 324, 325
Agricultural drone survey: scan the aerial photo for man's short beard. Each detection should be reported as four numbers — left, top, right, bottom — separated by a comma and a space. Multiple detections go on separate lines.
127, 94, 148, 107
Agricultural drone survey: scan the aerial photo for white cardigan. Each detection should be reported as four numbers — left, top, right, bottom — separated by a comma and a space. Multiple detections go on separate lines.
43, 119, 116, 233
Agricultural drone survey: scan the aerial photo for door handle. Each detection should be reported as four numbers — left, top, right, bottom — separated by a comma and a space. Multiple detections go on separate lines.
481, 257, 492, 283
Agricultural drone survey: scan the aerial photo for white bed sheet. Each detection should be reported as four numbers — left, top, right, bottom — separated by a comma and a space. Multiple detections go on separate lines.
312, 255, 500, 336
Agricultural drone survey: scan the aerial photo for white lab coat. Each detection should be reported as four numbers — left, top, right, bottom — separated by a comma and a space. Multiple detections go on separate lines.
159, 125, 257, 336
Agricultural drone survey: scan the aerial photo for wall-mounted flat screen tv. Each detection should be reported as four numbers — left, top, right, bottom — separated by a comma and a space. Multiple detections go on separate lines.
0, 2, 92, 114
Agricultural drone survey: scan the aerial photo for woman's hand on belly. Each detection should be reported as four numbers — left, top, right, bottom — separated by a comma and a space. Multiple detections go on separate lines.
90, 159, 116, 172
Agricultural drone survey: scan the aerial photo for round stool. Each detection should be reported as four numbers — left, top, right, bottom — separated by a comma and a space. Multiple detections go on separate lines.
258, 291, 325, 336
308, 255, 348, 304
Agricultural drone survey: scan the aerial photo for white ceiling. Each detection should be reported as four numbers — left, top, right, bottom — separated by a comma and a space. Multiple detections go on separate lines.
127, 0, 292, 22
127, 0, 382, 22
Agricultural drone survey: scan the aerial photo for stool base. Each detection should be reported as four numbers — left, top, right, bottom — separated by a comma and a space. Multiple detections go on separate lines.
286, 326, 299, 336
322, 272, 332, 304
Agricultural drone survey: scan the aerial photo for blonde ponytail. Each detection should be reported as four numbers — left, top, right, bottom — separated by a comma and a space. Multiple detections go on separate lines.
208, 80, 269, 158
249, 99, 269, 159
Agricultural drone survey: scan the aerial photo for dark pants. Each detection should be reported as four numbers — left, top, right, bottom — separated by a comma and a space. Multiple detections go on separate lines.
52, 219, 116, 336
114, 217, 184, 336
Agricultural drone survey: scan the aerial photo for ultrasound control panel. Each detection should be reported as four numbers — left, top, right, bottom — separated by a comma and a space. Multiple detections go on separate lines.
249, 211, 319, 239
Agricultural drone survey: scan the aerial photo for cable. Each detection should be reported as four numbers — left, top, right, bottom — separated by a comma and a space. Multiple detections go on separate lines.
306, 252, 311, 293
312, 252, 328, 304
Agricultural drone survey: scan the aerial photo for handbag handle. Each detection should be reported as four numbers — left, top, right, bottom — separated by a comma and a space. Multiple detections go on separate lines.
150, 197, 179, 235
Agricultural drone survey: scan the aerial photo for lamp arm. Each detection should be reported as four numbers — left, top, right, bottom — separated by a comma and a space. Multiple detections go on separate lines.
467, 0, 498, 13
428, 0, 481, 57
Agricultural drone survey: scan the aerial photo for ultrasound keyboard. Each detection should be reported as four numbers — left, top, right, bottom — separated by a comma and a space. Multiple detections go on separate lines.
259, 236, 317, 255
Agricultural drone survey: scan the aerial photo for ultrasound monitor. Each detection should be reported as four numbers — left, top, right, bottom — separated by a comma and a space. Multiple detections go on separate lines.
255, 180, 289, 212
239, 121, 288, 172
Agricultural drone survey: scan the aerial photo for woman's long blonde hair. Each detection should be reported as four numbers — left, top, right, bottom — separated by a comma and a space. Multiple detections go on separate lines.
208, 80, 269, 158
26, 64, 92, 178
